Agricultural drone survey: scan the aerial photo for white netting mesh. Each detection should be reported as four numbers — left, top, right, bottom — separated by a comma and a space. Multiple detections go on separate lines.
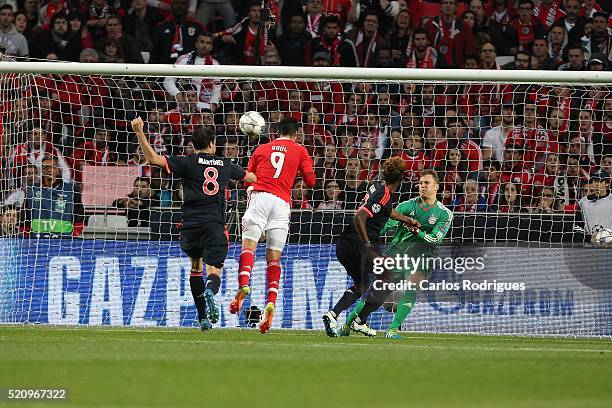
0, 66, 610, 336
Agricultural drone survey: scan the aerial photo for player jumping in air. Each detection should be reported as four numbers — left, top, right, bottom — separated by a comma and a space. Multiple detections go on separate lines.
230, 117, 316, 334
344, 169, 453, 339
322, 157, 420, 337
131, 118, 256, 331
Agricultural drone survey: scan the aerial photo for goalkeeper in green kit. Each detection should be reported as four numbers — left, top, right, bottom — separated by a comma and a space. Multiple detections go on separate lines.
342, 169, 453, 339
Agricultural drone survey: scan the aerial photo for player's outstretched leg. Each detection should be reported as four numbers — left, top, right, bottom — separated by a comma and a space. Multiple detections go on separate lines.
385, 289, 416, 340
324, 285, 361, 337
259, 259, 281, 334
230, 247, 255, 314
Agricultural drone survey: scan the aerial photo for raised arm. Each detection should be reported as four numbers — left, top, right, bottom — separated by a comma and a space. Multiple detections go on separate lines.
131, 117, 166, 168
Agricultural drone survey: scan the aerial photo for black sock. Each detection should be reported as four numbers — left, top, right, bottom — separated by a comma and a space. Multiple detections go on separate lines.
332, 286, 361, 316
357, 286, 393, 322
190, 273, 206, 321
205, 274, 221, 294
357, 300, 384, 323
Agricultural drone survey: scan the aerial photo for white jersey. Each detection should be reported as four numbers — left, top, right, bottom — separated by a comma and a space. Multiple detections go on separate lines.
578, 193, 612, 234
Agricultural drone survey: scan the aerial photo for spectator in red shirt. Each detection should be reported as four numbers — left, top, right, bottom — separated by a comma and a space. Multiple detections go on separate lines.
164, 83, 203, 134
311, 15, 358, 67
385, 128, 403, 158
436, 148, 466, 205
305, 0, 326, 38
386, 9, 414, 67
404, 27, 448, 69
292, 178, 313, 210
10, 122, 72, 184
345, 9, 387, 67
71, 128, 119, 182
84, 0, 117, 42
433, 116, 483, 173
479, 160, 502, 210
506, 0, 546, 55
67, 10, 96, 50
336, 125, 359, 168
498, 181, 523, 212
401, 129, 429, 183
533, 152, 562, 187
150, 0, 203, 64
322, 0, 357, 32
500, 144, 532, 188
357, 140, 379, 181
303, 106, 333, 155
534, 0, 565, 30
214, 2, 276, 66
423, 0, 475, 68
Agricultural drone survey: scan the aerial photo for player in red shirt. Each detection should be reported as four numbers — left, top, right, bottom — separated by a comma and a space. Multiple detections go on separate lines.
230, 117, 316, 333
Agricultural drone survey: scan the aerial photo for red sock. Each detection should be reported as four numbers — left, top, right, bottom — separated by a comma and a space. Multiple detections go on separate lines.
238, 248, 255, 288
266, 260, 281, 305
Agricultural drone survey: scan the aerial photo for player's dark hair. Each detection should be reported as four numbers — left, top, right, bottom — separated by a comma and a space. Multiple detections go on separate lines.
420, 169, 440, 184
278, 117, 299, 137
0, 4, 13, 12
382, 156, 406, 185
192, 126, 215, 150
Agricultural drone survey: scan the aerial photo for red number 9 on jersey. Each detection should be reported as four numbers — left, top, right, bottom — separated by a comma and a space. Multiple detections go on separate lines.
203, 167, 219, 196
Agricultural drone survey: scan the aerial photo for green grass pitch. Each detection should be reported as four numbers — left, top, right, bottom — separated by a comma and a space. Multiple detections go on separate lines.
1, 326, 611, 408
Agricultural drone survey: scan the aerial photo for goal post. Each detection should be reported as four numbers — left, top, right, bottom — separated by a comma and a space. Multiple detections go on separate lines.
0, 61, 610, 337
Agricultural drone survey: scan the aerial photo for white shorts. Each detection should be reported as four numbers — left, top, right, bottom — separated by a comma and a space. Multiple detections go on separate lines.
242, 191, 290, 250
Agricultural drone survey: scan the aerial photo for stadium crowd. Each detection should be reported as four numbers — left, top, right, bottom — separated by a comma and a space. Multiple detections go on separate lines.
1, 0, 612, 236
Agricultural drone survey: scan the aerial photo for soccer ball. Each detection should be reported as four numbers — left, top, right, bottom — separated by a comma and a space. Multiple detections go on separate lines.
594, 228, 612, 244
239, 111, 265, 137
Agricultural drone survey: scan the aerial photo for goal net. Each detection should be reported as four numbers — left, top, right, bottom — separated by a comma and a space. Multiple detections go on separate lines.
0, 62, 610, 337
